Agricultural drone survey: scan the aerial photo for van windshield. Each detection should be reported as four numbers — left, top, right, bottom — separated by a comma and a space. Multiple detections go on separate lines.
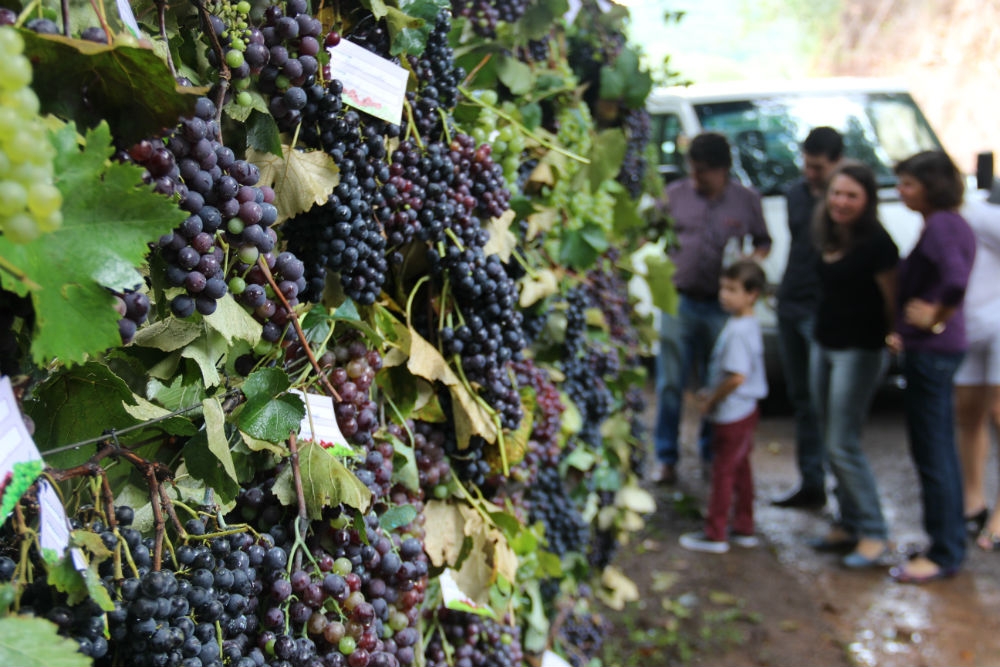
692, 92, 943, 195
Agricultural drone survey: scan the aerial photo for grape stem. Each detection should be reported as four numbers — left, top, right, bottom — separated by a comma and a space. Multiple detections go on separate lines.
83, 0, 113, 45
0, 258, 42, 292
287, 432, 317, 573
458, 86, 590, 164
190, 0, 230, 130
403, 99, 425, 151
154, 0, 177, 76
256, 255, 342, 401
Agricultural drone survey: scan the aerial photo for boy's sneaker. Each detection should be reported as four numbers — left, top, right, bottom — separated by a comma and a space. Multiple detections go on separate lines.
730, 532, 761, 548
679, 531, 730, 554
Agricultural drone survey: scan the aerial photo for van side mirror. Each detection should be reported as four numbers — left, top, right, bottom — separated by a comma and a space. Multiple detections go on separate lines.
976, 151, 994, 190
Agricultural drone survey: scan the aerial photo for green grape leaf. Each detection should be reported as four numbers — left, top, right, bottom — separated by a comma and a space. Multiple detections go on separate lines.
384, 7, 427, 56
378, 505, 417, 532
248, 146, 339, 224
203, 397, 238, 483
389, 432, 420, 492
0, 122, 187, 366
238, 392, 305, 444
203, 294, 262, 346
516, 0, 569, 40
558, 224, 609, 270
179, 329, 227, 388
644, 251, 679, 315
589, 129, 627, 192
46, 555, 88, 606
246, 109, 283, 156
599, 66, 625, 100
133, 318, 204, 352
25, 362, 152, 467
385, 0, 448, 56
182, 429, 240, 508
20, 31, 202, 147
272, 441, 372, 518
495, 55, 534, 96
242, 367, 292, 402
0, 461, 43, 526
0, 615, 92, 667
612, 186, 645, 233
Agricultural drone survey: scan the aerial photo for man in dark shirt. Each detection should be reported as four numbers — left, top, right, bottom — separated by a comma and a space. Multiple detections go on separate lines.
772, 126, 843, 508
651, 132, 771, 484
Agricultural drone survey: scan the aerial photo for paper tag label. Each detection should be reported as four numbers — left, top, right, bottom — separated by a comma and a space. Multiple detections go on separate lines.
439, 568, 496, 618
291, 390, 351, 451
541, 651, 572, 667
0, 377, 72, 559
116, 0, 142, 39
327, 39, 409, 125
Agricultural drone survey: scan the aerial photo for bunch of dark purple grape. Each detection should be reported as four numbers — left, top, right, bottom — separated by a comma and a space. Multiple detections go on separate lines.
616, 108, 652, 199
124, 97, 306, 342
449, 0, 531, 38
423, 607, 525, 667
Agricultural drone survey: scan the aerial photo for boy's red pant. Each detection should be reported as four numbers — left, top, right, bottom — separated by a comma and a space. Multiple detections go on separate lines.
704, 408, 759, 542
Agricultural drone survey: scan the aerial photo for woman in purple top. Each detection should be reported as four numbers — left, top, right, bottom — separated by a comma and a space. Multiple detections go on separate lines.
886, 150, 976, 584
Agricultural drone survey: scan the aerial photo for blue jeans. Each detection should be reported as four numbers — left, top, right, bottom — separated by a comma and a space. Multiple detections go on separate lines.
777, 313, 824, 494
810, 345, 888, 540
902, 350, 966, 571
654, 295, 729, 465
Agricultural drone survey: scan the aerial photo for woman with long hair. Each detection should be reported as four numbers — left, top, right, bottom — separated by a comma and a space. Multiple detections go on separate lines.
887, 150, 976, 583
808, 161, 899, 568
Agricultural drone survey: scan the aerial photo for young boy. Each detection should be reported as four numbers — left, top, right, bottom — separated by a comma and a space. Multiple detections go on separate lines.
679, 259, 769, 553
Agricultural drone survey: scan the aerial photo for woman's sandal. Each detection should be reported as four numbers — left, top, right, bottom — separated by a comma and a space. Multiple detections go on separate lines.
976, 530, 1000, 552
966, 508, 989, 537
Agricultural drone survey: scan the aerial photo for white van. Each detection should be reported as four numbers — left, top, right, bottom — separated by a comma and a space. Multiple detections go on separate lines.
638, 77, 991, 391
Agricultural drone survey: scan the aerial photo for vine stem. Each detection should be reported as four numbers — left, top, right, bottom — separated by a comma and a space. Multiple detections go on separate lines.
458, 86, 590, 164
287, 432, 313, 573
256, 255, 342, 402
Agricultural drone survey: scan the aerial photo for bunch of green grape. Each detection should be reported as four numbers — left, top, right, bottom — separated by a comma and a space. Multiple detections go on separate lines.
468, 90, 526, 184
0, 26, 62, 244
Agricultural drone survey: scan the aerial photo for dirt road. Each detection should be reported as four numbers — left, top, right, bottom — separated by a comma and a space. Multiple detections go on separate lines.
602, 388, 1000, 666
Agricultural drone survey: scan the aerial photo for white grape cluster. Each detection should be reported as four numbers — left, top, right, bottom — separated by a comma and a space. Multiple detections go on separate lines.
0, 26, 62, 243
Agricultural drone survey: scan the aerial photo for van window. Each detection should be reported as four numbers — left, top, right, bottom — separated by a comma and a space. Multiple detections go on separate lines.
681, 92, 942, 195
651, 113, 684, 183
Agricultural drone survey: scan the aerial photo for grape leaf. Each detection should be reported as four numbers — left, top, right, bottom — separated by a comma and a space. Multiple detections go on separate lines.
246, 109, 283, 157
204, 294, 263, 347
20, 30, 202, 147
483, 210, 517, 262
238, 393, 305, 443
405, 327, 497, 446
423, 500, 466, 567
248, 146, 339, 224
495, 55, 534, 96
25, 362, 158, 467
378, 505, 417, 532
0, 615, 92, 667
182, 429, 241, 508
133, 318, 204, 352
588, 129, 627, 192
385, 0, 449, 56
644, 251, 678, 315
242, 367, 292, 400
518, 268, 559, 308
517, 0, 570, 40
272, 441, 372, 518
0, 122, 187, 366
